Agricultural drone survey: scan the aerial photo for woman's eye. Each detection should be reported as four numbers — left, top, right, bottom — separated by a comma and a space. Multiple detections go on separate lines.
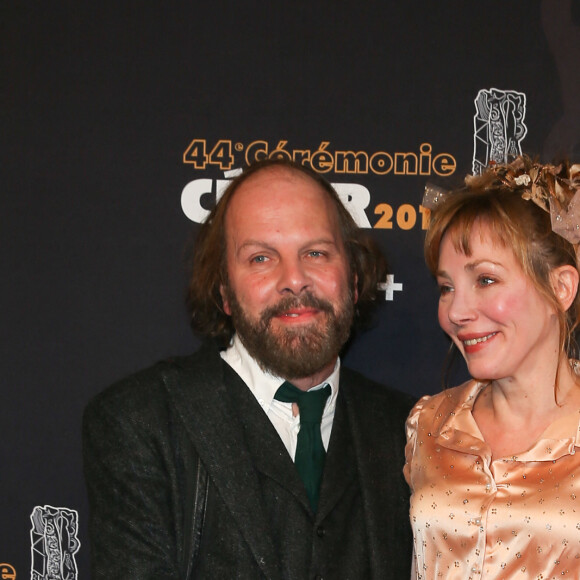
438, 284, 453, 296
478, 276, 496, 286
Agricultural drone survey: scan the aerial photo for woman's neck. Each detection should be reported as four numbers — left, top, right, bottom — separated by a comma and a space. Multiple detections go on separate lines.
472, 357, 580, 459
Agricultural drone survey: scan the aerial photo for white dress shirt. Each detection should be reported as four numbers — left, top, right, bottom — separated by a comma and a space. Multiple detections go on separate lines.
220, 334, 339, 461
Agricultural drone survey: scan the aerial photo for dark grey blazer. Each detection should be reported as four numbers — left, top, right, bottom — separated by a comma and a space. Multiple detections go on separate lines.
83, 341, 414, 579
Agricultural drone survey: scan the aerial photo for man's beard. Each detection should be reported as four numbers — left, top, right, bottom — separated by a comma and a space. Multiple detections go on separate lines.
224, 287, 355, 380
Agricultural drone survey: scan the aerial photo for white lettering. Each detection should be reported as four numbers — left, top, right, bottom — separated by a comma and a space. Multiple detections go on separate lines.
182, 175, 372, 228
181, 178, 214, 223
332, 183, 372, 228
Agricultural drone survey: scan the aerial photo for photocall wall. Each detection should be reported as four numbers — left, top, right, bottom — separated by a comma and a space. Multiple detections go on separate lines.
4, 1, 579, 576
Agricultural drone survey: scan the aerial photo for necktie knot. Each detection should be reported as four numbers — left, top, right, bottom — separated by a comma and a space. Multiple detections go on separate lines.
274, 381, 331, 512
274, 381, 331, 423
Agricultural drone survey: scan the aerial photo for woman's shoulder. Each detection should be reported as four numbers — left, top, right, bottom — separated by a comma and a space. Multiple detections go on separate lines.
408, 380, 481, 428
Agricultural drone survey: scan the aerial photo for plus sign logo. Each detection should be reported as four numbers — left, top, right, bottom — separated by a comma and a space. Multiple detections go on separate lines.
378, 274, 403, 301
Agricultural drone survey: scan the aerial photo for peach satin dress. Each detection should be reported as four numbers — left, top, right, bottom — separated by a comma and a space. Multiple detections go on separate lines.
404, 380, 580, 579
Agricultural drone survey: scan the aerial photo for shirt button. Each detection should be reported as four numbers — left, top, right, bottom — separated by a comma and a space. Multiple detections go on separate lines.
316, 526, 325, 537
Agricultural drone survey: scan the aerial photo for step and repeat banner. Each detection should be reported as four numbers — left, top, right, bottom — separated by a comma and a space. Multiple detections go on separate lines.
4, 1, 579, 576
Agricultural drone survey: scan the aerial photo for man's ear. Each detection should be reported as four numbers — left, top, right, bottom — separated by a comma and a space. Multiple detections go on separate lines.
551, 265, 580, 311
219, 284, 232, 315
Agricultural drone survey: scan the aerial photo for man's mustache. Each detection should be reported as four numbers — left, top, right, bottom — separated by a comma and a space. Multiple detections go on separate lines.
260, 293, 334, 323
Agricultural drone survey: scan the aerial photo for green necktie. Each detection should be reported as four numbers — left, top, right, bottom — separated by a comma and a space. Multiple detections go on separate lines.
274, 381, 331, 512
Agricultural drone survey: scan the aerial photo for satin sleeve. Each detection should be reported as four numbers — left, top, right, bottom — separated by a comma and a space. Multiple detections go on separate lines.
403, 395, 431, 490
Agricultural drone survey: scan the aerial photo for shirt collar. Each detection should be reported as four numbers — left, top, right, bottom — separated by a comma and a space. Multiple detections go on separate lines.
436, 379, 580, 461
220, 333, 340, 409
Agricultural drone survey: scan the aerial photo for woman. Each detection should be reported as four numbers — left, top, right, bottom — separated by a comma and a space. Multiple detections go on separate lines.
405, 156, 580, 579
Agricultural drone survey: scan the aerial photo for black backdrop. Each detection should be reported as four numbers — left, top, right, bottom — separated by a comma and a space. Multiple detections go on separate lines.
4, 1, 580, 576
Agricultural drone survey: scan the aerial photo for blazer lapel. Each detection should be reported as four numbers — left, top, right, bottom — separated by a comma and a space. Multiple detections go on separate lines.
162, 343, 283, 580
223, 364, 312, 512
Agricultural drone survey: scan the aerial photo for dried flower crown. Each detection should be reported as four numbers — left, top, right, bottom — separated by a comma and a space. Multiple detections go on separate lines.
422, 156, 580, 244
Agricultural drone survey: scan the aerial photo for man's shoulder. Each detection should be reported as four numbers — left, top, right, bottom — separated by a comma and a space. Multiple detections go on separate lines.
340, 365, 417, 413
84, 341, 223, 420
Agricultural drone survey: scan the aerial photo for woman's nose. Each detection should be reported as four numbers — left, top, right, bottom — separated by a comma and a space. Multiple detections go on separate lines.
445, 290, 477, 326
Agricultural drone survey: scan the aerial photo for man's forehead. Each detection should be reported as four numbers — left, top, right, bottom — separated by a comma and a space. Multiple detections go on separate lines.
222, 166, 343, 245
236, 165, 322, 194
224, 166, 333, 220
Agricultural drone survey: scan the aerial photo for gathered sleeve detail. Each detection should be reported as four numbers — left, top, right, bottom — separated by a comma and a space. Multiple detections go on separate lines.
403, 394, 432, 490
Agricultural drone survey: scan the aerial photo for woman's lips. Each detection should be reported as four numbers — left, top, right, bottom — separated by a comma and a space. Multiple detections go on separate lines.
459, 332, 498, 353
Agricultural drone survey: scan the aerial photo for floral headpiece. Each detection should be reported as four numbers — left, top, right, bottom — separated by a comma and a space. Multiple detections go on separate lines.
422, 156, 580, 244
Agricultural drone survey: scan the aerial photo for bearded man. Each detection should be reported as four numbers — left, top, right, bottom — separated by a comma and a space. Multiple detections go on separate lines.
83, 158, 415, 579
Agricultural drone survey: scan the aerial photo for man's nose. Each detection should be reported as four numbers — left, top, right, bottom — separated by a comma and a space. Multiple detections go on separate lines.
276, 258, 312, 295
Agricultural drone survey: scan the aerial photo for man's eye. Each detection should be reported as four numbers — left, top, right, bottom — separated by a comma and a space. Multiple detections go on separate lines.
251, 255, 268, 263
308, 251, 324, 258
